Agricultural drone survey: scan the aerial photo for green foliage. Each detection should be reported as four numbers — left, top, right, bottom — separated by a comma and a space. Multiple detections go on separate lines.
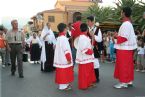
83, 0, 145, 31
83, 4, 114, 22
114, 0, 145, 30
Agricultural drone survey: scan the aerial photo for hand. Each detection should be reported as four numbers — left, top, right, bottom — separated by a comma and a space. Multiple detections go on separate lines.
67, 61, 71, 64
89, 31, 95, 39
43, 33, 50, 40
46, 33, 50, 36
7, 47, 11, 52
89, 31, 94, 37
53, 45, 56, 49
114, 32, 118, 38
21, 48, 25, 53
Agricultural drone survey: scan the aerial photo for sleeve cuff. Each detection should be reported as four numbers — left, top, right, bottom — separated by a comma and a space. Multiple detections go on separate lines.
85, 49, 93, 55
117, 36, 127, 44
65, 53, 71, 62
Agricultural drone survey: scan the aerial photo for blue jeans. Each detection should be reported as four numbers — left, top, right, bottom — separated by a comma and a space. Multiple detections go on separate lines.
72, 47, 76, 65
109, 44, 115, 61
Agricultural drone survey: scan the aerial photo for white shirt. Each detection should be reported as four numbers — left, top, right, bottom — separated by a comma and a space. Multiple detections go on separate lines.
114, 21, 137, 50
53, 35, 73, 68
26, 36, 42, 47
137, 46, 145, 55
40, 26, 56, 45
76, 34, 94, 64
89, 26, 102, 42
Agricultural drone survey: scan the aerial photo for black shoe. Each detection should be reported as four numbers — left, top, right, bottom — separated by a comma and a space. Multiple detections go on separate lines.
19, 75, 24, 78
11, 72, 15, 76
127, 84, 133, 87
8, 63, 11, 66
97, 79, 100, 83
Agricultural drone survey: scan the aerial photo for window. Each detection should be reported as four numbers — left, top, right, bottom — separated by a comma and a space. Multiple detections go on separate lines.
48, 16, 55, 22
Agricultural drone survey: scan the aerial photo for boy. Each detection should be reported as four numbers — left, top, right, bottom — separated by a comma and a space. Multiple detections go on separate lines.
53, 23, 74, 90
87, 16, 102, 83
0, 28, 7, 68
76, 23, 96, 90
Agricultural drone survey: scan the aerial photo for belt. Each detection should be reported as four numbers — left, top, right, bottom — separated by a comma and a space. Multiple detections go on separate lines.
10, 43, 21, 45
0, 47, 6, 49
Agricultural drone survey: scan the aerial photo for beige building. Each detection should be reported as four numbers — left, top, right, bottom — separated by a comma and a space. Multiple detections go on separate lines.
31, 0, 95, 32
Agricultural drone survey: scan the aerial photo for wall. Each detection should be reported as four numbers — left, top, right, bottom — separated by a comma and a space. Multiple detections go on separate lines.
43, 12, 67, 32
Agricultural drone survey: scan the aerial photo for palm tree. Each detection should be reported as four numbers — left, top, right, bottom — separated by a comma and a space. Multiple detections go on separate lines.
113, 0, 145, 30
83, 4, 114, 23
83, 0, 145, 31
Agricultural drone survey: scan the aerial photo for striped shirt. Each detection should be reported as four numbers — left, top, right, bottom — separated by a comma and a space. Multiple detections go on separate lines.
6, 30, 24, 44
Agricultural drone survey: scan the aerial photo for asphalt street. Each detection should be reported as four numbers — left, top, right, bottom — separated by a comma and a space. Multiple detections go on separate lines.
1, 61, 145, 97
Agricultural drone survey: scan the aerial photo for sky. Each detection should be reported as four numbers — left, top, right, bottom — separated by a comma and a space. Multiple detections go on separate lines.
0, 0, 116, 28
0, 0, 117, 18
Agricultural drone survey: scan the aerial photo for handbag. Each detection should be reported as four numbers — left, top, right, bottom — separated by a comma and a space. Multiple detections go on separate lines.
23, 53, 28, 62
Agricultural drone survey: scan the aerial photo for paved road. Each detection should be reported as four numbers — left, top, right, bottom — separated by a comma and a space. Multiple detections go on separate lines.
1, 61, 145, 97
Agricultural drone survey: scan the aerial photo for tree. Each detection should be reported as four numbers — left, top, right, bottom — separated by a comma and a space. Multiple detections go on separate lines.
113, 0, 145, 30
83, 0, 145, 31
83, 4, 114, 23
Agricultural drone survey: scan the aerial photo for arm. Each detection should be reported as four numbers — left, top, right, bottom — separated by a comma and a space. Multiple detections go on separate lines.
85, 49, 93, 55
43, 33, 49, 40
21, 32, 25, 49
50, 32, 56, 45
26, 36, 32, 44
78, 36, 93, 55
5, 32, 11, 51
62, 38, 72, 64
5, 40, 11, 51
116, 36, 127, 44
116, 23, 131, 44
65, 53, 71, 64
37, 37, 42, 48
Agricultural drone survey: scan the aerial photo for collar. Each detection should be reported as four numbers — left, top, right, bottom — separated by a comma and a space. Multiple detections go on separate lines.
81, 32, 88, 37
122, 17, 131, 22
88, 25, 96, 31
59, 32, 66, 36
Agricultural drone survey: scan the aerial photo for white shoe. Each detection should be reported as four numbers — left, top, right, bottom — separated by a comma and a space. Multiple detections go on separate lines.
135, 69, 140, 72
114, 83, 128, 89
2, 65, 5, 68
141, 70, 145, 72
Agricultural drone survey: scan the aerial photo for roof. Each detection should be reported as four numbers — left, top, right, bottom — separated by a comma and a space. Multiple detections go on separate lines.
38, 8, 65, 14
55, 1, 94, 7
31, 15, 36, 19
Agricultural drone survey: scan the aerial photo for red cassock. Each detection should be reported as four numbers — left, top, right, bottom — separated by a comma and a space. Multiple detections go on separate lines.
55, 66, 74, 84
78, 62, 96, 89
114, 36, 134, 83
55, 53, 74, 84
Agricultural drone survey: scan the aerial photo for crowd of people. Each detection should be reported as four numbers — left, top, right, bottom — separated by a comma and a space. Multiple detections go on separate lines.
0, 7, 145, 90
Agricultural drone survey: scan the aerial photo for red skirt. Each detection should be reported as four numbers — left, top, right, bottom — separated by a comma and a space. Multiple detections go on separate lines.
78, 62, 96, 89
114, 49, 134, 83
55, 66, 74, 84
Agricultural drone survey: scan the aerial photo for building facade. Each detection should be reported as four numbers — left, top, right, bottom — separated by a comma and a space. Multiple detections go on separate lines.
31, 0, 95, 31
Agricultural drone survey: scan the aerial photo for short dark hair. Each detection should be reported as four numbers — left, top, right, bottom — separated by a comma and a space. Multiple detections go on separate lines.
122, 7, 132, 17
87, 16, 95, 22
68, 22, 72, 26
0, 25, 4, 31
76, 16, 82, 21
80, 23, 88, 32
57, 23, 67, 32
